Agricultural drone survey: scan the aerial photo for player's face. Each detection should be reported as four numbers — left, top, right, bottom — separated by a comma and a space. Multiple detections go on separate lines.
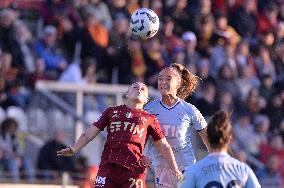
127, 82, 149, 104
158, 68, 180, 96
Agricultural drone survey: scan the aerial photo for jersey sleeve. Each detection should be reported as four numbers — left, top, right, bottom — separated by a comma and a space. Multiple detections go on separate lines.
192, 106, 207, 131
92, 108, 110, 131
245, 166, 261, 188
148, 116, 165, 141
177, 166, 195, 188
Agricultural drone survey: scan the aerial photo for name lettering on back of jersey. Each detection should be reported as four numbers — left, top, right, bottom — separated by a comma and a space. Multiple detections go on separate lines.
109, 121, 145, 138
202, 162, 234, 175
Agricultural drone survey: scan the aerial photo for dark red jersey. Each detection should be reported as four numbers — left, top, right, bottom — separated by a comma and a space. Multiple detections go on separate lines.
93, 105, 164, 173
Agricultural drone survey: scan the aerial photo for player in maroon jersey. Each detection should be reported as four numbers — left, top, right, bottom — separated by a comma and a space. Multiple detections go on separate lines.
57, 82, 182, 188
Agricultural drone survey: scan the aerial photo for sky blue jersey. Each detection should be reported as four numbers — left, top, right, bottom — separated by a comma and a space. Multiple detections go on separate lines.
178, 152, 261, 188
144, 98, 207, 170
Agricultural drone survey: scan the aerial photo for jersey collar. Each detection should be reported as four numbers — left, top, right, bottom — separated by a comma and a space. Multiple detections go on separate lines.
159, 97, 181, 110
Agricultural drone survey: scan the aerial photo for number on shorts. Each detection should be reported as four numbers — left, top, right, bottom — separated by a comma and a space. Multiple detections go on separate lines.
205, 180, 243, 188
129, 178, 143, 188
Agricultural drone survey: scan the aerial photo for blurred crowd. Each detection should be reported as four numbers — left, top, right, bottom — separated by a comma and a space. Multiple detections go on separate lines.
0, 0, 284, 187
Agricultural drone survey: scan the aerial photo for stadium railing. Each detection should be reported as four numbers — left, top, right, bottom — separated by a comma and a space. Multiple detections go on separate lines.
35, 80, 161, 140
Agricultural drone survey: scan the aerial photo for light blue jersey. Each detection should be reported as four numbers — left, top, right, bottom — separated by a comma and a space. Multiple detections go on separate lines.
178, 152, 261, 188
144, 98, 207, 170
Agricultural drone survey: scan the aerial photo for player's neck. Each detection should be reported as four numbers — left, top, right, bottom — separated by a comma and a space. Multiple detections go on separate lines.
125, 101, 144, 110
161, 94, 179, 106
211, 147, 228, 154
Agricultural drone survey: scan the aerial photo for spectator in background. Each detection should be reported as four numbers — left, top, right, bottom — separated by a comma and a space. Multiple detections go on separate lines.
194, 15, 214, 57
259, 74, 275, 101
126, 0, 139, 15
171, 46, 186, 66
128, 36, 146, 83
253, 115, 270, 146
28, 57, 51, 89
256, 155, 283, 187
274, 42, 284, 80
165, 0, 190, 36
0, 118, 35, 182
262, 93, 284, 132
258, 31, 275, 53
181, 31, 200, 66
211, 12, 241, 51
217, 91, 235, 113
40, 0, 82, 30
259, 134, 284, 164
107, 0, 130, 20
37, 129, 75, 182
0, 8, 23, 68
195, 58, 215, 85
78, 7, 108, 67
210, 34, 237, 78
88, 0, 113, 31
215, 64, 239, 99
280, 119, 284, 144
13, 21, 35, 73
35, 25, 68, 79
234, 149, 248, 163
275, 22, 284, 44
0, 51, 30, 109
236, 66, 260, 101
241, 87, 266, 118
233, 112, 259, 156
194, 82, 219, 118
230, 0, 257, 41
257, 3, 278, 34
235, 40, 256, 70
144, 38, 168, 87
105, 14, 131, 83
190, 0, 214, 35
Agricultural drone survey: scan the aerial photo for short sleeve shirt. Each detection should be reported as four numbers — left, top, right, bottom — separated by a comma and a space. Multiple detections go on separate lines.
93, 105, 165, 173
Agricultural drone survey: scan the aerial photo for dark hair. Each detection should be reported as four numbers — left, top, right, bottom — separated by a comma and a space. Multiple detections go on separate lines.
0, 118, 18, 136
207, 110, 232, 149
170, 63, 198, 99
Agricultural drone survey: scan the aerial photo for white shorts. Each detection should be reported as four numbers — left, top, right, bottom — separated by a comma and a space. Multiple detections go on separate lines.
154, 167, 179, 188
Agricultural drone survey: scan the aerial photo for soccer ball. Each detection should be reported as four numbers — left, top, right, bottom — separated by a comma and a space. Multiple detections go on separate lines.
130, 8, 160, 39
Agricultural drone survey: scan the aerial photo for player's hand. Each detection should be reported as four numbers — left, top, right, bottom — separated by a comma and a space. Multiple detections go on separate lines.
57, 146, 75, 156
173, 169, 183, 181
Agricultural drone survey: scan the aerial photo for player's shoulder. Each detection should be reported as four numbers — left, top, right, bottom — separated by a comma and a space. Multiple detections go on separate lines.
145, 99, 160, 108
179, 100, 200, 113
227, 155, 252, 172
181, 100, 198, 109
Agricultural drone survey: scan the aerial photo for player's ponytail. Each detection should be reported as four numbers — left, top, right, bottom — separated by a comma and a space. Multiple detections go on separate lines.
170, 63, 198, 100
207, 110, 232, 149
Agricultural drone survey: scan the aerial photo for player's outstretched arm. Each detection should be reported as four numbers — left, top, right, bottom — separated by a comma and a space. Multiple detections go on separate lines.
57, 126, 101, 156
153, 138, 182, 179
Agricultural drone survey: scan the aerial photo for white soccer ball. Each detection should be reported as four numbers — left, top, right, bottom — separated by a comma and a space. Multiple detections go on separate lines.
130, 8, 160, 39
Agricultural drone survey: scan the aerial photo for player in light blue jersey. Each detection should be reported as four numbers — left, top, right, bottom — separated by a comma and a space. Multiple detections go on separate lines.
178, 110, 261, 188
144, 63, 210, 187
